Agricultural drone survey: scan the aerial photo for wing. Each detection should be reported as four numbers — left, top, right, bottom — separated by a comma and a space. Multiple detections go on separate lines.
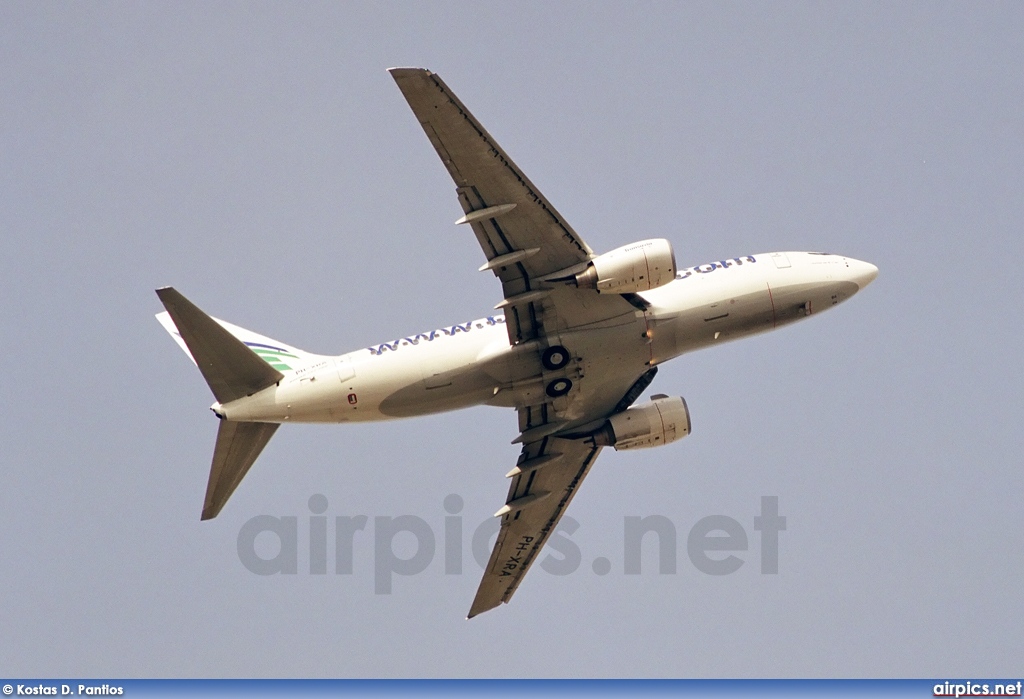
388, 67, 647, 346
468, 434, 601, 618
389, 68, 660, 617
468, 367, 658, 618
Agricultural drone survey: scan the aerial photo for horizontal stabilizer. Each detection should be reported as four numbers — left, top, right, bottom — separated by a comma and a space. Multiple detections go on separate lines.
203, 420, 279, 520
155, 287, 283, 404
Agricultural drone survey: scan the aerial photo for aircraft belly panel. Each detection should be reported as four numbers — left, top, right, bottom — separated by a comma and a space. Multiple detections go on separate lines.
378, 365, 497, 418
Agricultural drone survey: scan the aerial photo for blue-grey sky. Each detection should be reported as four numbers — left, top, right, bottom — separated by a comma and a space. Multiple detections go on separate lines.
2, 1, 1022, 678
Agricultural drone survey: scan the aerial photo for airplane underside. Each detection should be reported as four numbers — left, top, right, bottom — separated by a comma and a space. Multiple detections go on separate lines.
155, 68, 877, 617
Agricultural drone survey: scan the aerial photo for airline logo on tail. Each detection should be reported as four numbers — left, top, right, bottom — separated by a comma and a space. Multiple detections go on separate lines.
244, 342, 299, 371
156, 307, 310, 374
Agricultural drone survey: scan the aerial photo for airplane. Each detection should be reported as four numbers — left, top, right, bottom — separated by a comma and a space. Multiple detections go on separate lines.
155, 67, 878, 618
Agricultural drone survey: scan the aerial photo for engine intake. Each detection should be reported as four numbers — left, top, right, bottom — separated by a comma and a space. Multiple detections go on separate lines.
593, 394, 691, 450
576, 238, 677, 294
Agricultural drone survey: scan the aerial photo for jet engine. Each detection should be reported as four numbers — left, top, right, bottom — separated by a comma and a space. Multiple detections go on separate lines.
593, 394, 691, 450
575, 238, 677, 293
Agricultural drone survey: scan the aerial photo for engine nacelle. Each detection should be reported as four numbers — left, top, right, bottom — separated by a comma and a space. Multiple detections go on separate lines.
594, 394, 691, 450
576, 238, 677, 293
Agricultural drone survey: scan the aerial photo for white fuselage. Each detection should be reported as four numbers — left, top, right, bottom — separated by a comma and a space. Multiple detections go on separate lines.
215, 252, 877, 428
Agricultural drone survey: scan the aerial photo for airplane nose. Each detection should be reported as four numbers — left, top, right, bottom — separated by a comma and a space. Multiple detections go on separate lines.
850, 259, 879, 289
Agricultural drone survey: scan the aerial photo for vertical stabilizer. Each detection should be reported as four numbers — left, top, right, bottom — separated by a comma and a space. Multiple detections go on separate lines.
155, 287, 287, 519
155, 287, 283, 404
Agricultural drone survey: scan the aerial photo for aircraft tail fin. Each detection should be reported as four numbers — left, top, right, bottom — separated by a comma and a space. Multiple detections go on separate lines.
202, 420, 280, 520
155, 287, 294, 519
155, 287, 286, 404
156, 307, 312, 374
